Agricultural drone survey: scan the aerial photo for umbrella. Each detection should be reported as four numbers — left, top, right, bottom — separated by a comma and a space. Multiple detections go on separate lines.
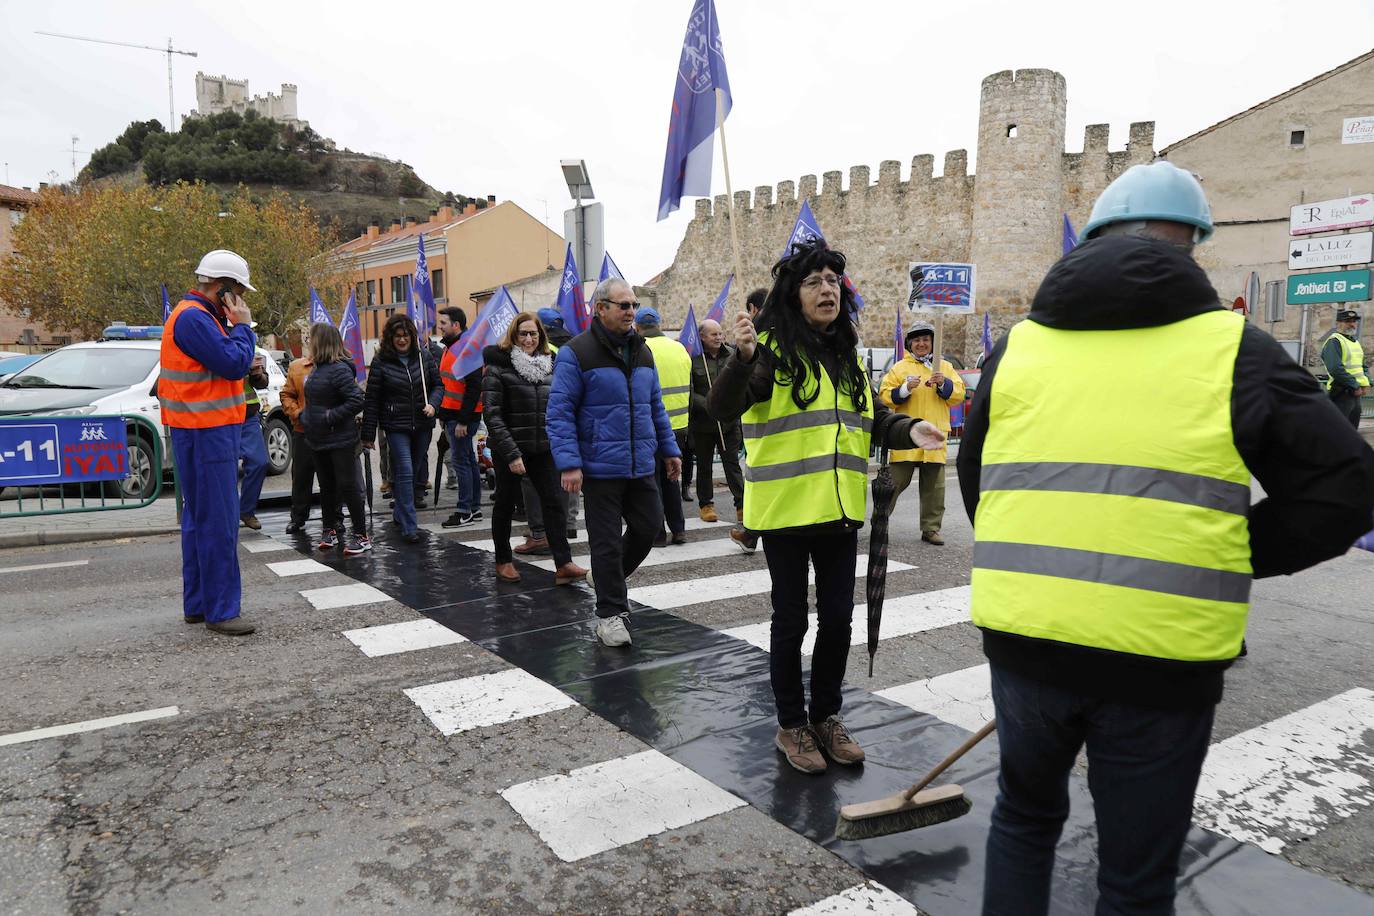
433, 429, 448, 508
362, 446, 374, 539
866, 444, 898, 676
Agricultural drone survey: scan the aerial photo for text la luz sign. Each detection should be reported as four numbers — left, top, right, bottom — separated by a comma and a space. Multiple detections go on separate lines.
1289, 231, 1374, 270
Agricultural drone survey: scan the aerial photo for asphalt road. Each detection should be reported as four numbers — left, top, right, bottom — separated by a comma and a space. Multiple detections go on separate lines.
1, 475, 1371, 914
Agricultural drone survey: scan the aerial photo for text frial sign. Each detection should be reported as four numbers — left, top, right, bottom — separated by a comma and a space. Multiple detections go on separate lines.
1289, 231, 1374, 270
1290, 194, 1374, 235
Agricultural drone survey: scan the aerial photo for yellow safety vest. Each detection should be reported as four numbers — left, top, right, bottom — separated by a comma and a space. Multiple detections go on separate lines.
1323, 333, 1369, 390
971, 310, 1253, 662
644, 335, 692, 431
741, 335, 874, 531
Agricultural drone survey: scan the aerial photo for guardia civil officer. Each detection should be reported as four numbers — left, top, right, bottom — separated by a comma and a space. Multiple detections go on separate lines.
1321, 308, 1369, 427
160, 250, 260, 636
959, 161, 1374, 914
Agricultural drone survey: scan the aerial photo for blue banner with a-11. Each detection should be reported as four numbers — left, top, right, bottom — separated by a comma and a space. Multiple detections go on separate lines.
0, 417, 129, 485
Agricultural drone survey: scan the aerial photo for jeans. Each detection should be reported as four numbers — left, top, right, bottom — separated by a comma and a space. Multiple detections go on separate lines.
446, 419, 482, 514
691, 422, 744, 509
289, 430, 316, 525
386, 428, 429, 535
238, 411, 269, 518
315, 445, 366, 536
493, 453, 571, 566
658, 429, 688, 535
582, 475, 662, 618
983, 663, 1216, 916
889, 460, 947, 535
761, 529, 857, 728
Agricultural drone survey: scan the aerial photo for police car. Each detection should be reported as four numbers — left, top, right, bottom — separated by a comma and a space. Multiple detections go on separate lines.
0, 323, 294, 499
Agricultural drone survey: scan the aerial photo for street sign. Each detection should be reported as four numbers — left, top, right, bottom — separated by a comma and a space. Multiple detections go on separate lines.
1285, 268, 1372, 304
1290, 194, 1374, 235
907, 262, 976, 314
0, 417, 129, 485
1289, 231, 1374, 270
1343, 116, 1374, 144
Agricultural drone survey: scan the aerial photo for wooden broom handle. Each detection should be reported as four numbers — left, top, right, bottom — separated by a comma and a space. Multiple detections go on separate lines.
903, 719, 997, 801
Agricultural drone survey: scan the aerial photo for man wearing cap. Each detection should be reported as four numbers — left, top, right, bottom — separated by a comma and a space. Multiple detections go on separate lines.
539, 307, 573, 350
879, 321, 965, 545
1322, 309, 1369, 428
637, 305, 693, 547
160, 250, 260, 636
961, 162, 1374, 913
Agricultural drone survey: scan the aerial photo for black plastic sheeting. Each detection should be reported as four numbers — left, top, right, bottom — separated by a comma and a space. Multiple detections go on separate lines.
258, 512, 1371, 914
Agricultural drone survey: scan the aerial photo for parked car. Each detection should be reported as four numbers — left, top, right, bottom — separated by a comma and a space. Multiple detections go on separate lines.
0, 325, 294, 499
0, 353, 43, 384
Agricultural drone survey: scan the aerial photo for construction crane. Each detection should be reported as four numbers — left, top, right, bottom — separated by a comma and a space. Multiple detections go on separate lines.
35, 31, 198, 130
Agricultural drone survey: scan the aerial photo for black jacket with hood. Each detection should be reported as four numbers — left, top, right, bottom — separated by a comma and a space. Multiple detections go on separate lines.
957, 235, 1374, 708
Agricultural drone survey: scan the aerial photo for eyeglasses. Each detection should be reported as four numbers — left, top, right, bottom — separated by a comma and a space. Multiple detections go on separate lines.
801, 275, 842, 290
600, 299, 639, 311
516, 330, 540, 338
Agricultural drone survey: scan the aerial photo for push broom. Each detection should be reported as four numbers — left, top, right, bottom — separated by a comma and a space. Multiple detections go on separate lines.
834, 719, 995, 841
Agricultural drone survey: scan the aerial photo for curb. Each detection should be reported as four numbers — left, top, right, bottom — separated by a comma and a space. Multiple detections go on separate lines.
0, 526, 182, 550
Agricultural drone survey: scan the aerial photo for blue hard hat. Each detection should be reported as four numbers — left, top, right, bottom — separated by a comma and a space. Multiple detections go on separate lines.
537, 307, 563, 328
635, 306, 661, 325
1081, 161, 1214, 243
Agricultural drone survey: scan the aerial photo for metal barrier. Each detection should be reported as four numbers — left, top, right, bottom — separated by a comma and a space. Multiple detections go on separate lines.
0, 414, 166, 518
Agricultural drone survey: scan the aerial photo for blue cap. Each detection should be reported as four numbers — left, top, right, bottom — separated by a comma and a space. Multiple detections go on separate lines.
1082, 161, 1214, 242
635, 306, 661, 326
537, 307, 563, 328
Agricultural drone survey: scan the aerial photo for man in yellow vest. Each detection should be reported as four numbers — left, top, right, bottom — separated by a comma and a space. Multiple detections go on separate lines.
958, 161, 1374, 914
1321, 309, 1369, 428
637, 306, 692, 547
879, 321, 965, 545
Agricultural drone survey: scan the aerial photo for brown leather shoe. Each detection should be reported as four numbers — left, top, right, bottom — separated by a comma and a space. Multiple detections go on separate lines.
494, 562, 521, 582
514, 536, 550, 555
699, 504, 719, 523
921, 531, 945, 546
205, 617, 255, 636
554, 561, 588, 585
813, 715, 865, 765
775, 725, 827, 774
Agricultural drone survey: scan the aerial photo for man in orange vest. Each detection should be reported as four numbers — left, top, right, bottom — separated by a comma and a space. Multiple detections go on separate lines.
160, 250, 260, 636
436, 306, 486, 528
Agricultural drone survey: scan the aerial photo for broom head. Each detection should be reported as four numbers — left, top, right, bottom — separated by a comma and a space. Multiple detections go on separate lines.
834, 783, 973, 841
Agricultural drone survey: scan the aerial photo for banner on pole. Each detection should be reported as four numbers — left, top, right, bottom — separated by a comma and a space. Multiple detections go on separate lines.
656, 0, 732, 221
449, 286, 519, 379
309, 287, 335, 327
782, 202, 867, 310
339, 290, 366, 381
678, 303, 702, 357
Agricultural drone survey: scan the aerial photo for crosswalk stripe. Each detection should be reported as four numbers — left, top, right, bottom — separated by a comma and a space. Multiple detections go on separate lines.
721, 586, 970, 654
525, 537, 749, 572
300, 583, 394, 610
499, 749, 746, 862
266, 558, 333, 577
239, 538, 293, 553
875, 664, 994, 732
343, 618, 468, 657
629, 555, 911, 611
406, 668, 576, 736
458, 516, 724, 553
789, 882, 919, 915
1193, 687, 1374, 854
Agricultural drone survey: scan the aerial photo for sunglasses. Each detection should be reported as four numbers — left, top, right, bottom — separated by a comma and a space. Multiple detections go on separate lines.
600, 299, 639, 311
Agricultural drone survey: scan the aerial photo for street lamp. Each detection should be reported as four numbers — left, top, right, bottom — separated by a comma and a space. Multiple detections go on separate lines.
560, 159, 593, 201
560, 159, 603, 287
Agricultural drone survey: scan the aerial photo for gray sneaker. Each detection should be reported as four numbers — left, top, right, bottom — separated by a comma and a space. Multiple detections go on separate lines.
595, 613, 632, 647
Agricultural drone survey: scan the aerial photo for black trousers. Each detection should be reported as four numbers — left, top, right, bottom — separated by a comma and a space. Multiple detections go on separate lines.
583, 475, 662, 618
315, 445, 366, 535
691, 422, 744, 509
1331, 390, 1363, 428
289, 430, 317, 525
761, 528, 858, 728
658, 429, 688, 535
493, 452, 571, 567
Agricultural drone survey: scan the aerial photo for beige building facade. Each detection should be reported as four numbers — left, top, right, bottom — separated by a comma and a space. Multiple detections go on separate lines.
0, 184, 80, 351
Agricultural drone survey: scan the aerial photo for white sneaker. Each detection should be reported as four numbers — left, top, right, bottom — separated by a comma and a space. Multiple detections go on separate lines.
595, 613, 633, 647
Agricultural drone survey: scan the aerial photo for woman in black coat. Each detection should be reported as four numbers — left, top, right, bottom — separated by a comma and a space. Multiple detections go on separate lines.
300, 323, 368, 555
481, 312, 586, 585
362, 314, 440, 542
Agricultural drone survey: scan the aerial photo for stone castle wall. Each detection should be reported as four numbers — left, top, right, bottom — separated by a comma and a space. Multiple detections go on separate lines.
191, 73, 306, 130
648, 69, 1154, 363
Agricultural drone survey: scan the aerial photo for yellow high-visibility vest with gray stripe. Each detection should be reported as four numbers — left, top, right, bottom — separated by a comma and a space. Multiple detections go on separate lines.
644, 335, 692, 431
1323, 333, 1369, 390
742, 335, 874, 531
971, 309, 1252, 662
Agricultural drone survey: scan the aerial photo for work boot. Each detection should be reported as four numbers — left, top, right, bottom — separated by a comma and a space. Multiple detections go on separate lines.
514, 536, 550, 555
699, 504, 719, 523
653, 532, 668, 548
595, 613, 632, 647
495, 561, 521, 582
730, 528, 758, 554
775, 725, 826, 774
813, 715, 865, 765
206, 617, 256, 636
671, 531, 688, 545
554, 561, 589, 586
240, 515, 262, 530
921, 531, 945, 546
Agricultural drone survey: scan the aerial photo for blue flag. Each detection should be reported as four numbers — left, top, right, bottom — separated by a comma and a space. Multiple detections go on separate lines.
704, 274, 732, 324
599, 252, 625, 284
160, 284, 171, 323
449, 286, 519, 380
309, 287, 334, 327
408, 233, 437, 340
1063, 214, 1078, 255
678, 303, 701, 357
557, 243, 588, 335
782, 201, 867, 310
339, 290, 365, 381
893, 309, 904, 357
981, 311, 993, 360
656, 0, 732, 222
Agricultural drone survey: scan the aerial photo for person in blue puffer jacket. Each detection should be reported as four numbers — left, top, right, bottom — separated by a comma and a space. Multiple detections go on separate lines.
547, 277, 681, 648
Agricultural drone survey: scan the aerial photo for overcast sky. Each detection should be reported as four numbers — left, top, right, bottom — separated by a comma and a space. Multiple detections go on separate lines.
4, 1, 1372, 284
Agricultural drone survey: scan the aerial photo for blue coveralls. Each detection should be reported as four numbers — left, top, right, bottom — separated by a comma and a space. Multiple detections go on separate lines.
169, 293, 256, 623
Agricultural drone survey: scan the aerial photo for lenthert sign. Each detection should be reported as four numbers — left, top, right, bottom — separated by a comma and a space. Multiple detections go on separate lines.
1286, 268, 1371, 304
1290, 194, 1374, 235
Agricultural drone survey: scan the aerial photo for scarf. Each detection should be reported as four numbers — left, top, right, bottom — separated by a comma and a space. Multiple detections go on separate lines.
511, 348, 552, 384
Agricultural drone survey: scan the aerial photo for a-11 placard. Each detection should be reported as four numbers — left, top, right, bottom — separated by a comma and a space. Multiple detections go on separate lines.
0, 417, 130, 485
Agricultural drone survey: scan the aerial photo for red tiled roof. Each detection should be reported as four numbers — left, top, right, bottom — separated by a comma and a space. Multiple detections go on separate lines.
0, 184, 41, 206
332, 206, 490, 256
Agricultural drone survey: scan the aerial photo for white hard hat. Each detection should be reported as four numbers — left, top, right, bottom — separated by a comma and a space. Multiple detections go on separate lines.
194, 249, 257, 292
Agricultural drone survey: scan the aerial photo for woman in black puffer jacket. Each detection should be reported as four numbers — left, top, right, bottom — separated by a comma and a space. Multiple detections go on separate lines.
362, 314, 440, 542
481, 312, 586, 585
301, 323, 368, 555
